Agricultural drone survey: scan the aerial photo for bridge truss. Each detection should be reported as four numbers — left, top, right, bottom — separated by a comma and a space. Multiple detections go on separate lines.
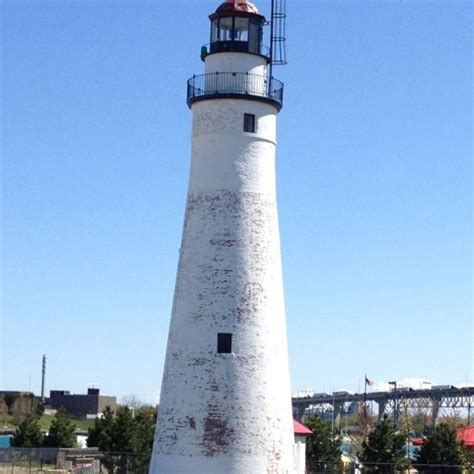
292, 386, 474, 427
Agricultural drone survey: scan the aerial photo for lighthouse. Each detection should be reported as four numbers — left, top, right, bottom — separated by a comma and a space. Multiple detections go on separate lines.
149, 1, 295, 472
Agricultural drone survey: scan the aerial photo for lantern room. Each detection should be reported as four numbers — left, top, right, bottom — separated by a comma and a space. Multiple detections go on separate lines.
208, 0, 267, 57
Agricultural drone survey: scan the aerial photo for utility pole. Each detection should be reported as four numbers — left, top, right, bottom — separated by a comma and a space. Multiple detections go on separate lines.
41, 354, 46, 403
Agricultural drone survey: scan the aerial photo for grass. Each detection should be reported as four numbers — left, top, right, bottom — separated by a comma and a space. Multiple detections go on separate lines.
0, 414, 94, 432
37, 414, 94, 431
0, 414, 18, 429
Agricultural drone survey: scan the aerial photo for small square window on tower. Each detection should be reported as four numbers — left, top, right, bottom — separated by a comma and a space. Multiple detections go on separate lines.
243, 114, 256, 133
217, 333, 232, 354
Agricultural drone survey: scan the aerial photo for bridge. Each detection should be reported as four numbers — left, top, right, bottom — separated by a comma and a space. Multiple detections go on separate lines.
292, 386, 474, 426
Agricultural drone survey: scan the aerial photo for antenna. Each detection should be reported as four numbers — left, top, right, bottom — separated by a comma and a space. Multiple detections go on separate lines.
41, 354, 46, 403
269, 0, 287, 70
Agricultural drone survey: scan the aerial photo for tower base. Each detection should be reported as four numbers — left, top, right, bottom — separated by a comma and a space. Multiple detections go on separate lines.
150, 453, 296, 474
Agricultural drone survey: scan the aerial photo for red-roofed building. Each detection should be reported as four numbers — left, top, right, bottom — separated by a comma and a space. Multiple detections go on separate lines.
294, 419, 312, 438
457, 425, 474, 448
293, 420, 312, 474
457, 426, 474, 461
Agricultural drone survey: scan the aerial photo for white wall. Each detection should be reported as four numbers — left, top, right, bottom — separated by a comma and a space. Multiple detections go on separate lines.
150, 52, 294, 474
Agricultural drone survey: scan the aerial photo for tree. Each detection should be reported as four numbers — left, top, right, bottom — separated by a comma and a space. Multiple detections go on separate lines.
360, 415, 407, 471
87, 406, 157, 474
11, 415, 43, 447
304, 416, 341, 471
34, 402, 45, 418
87, 405, 115, 450
437, 411, 466, 431
416, 423, 467, 472
87, 406, 116, 473
110, 406, 139, 453
4, 394, 17, 415
133, 407, 157, 454
411, 408, 431, 435
132, 407, 158, 473
43, 408, 77, 448
121, 395, 143, 409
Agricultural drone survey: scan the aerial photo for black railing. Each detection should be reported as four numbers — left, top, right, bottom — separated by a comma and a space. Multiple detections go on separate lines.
186, 72, 284, 110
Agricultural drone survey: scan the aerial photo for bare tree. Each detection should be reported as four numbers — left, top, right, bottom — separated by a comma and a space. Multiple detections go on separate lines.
438, 408, 467, 430
121, 394, 142, 409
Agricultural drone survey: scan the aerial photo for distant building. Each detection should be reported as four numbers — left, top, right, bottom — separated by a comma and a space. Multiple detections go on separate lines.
0, 391, 40, 416
48, 388, 116, 418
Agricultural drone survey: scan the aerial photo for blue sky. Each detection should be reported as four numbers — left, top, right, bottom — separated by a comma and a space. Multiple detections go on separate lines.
1, 0, 472, 404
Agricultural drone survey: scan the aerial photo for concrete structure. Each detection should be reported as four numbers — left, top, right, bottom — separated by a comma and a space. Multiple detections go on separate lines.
48, 388, 116, 418
150, 1, 294, 473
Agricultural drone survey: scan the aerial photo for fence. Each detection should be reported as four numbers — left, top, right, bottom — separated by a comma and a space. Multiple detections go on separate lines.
0, 448, 57, 473
0, 449, 149, 474
306, 461, 472, 474
1, 451, 471, 474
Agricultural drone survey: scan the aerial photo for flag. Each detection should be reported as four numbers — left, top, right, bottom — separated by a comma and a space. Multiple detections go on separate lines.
365, 375, 374, 386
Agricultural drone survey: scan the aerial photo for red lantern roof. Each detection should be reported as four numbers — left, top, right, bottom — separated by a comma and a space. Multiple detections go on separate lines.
210, 0, 264, 20
216, 0, 259, 15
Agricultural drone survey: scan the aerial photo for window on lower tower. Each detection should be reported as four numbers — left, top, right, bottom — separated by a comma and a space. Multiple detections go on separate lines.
244, 113, 256, 133
217, 333, 232, 353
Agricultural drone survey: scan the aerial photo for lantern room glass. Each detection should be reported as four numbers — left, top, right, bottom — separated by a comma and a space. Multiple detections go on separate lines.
209, 16, 263, 55
219, 17, 234, 41
211, 19, 219, 42
248, 18, 262, 53
234, 18, 249, 41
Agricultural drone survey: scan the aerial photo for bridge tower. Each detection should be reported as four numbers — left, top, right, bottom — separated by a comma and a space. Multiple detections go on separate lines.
149, 1, 294, 473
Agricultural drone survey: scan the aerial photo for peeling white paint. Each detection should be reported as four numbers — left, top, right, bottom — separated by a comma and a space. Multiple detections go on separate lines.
150, 50, 295, 474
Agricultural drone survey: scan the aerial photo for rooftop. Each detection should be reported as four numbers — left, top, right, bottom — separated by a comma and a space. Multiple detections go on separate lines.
215, 0, 259, 15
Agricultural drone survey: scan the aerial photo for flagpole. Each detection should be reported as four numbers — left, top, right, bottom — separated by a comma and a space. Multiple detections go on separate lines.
363, 375, 368, 443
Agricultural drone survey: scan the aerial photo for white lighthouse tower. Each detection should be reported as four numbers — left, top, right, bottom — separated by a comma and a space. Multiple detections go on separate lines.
150, 1, 294, 472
